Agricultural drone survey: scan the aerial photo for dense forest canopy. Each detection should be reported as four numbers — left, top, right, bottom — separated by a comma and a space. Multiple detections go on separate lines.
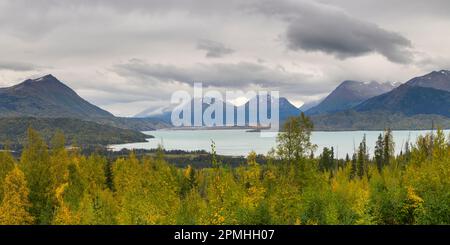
0, 117, 149, 149
0, 114, 449, 225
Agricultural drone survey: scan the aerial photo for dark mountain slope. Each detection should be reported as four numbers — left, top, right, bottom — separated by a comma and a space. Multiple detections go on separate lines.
0, 74, 113, 118
355, 84, 450, 117
405, 70, 450, 92
306, 80, 396, 115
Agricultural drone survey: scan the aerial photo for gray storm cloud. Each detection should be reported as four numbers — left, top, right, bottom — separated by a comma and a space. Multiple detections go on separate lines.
254, 0, 414, 63
286, 17, 413, 63
0, 0, 448, 116
197, 39, 234, 58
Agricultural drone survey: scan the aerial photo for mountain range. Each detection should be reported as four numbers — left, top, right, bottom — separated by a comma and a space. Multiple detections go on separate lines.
312, 70, 450, 129
136, 95, 301, 127
140, 70, 450, 130
0, 69, 449, 146
304, 70, 450, 117
354, 70, 450, 117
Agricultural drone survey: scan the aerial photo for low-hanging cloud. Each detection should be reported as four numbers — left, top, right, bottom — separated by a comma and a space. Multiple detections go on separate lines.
113, 58, 329, 94
0, 61, 40, 71
197, 39, 234, 58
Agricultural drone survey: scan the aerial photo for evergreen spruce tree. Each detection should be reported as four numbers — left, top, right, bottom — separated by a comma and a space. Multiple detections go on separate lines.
357, 135, 368, 179
319, 147, 334, 172
383, 129, 395, 167
375, 133, 384, 172
350, 153, 357, 180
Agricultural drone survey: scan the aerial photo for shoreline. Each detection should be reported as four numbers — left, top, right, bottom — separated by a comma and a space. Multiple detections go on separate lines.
147, 127, 450, 132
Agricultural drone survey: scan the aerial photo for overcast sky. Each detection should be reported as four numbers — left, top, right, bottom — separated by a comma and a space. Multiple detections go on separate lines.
0, 0, 449, 116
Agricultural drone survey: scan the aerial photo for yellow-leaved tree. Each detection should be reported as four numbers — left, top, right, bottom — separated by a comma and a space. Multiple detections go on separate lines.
0, 166, 34, 225
0, 150, 16, 202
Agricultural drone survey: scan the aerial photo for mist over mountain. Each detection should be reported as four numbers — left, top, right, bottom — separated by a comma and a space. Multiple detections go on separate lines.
299, 99, 322, 111
239, 96, 301, 125
138, 95, 301, 127
306, 80, 398, 115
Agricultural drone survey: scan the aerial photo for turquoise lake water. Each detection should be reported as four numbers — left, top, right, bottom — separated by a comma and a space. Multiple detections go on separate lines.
109, 129, 449, 157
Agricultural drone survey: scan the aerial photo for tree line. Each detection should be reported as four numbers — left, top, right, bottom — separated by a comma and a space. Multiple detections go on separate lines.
0, 113, 449, 224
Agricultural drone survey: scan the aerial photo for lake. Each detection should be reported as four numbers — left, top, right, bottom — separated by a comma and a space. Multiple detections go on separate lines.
109, 129, 449, 158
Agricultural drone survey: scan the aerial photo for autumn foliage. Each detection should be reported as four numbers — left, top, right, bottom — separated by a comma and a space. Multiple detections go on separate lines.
0, 124, 448, 225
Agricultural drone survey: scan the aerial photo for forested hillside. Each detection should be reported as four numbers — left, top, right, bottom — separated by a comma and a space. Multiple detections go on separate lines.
0, 114, 448, 225
0, 117, 149, 148
311, 110, 450, 130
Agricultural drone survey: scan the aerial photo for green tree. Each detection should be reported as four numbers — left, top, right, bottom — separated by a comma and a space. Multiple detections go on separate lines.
20, 127, 54, 224
181, 165, 197, 196
319, 147, 335, 172
50, 130, 70, 193
276, 112, 316, 165
357, 135, 369, 179
53, 183, 79, 225
383, 129, 395, 166
374, 133, 384, 172
63, 163, 86, 211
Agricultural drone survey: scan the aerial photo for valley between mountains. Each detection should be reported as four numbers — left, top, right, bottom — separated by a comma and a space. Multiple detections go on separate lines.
0, 70, 449, 149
